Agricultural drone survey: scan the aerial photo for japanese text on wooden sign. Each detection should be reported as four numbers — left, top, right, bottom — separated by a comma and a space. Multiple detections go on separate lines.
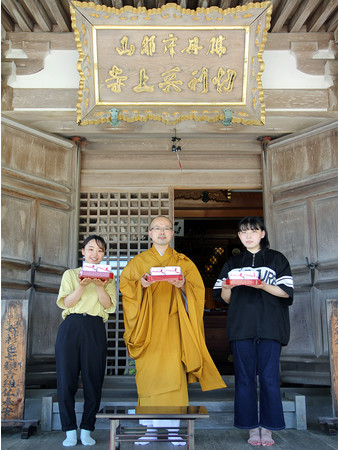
95, 27, 246, 104
1, 300, 28, 420
71, 1, 272, 125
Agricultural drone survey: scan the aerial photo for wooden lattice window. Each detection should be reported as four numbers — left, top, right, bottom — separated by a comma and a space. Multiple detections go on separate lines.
78, 191, 170, 375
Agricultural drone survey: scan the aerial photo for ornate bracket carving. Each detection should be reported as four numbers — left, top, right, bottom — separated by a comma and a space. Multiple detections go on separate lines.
109, 108, 121, 127
222, 109, 233, 127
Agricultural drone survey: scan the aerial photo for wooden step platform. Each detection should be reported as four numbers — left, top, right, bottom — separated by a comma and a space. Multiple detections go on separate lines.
38, 382, 307, 432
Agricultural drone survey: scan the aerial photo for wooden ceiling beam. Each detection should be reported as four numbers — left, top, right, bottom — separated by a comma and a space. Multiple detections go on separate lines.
112, 0, 124, 8
198, 0, 209, 9
143, 0, 157, 8
134, 0, 144, 8
9, 88, 330, 111
1, 8, 15, 32
44, 0, 70, 32
5, 30, 333, 53
265, 31, 333, 51
326, 10, 338, 32
2, 0, 34, 32
269, 0, 282, 13
219, 0, 234, 10
21, 0, 52, 32
174, 208, 263, 219
271, 0, 300, 32
5, 31, 76, 50
288, 0, 320, 32
1, 0, 337, 35
307, 0, 338, 32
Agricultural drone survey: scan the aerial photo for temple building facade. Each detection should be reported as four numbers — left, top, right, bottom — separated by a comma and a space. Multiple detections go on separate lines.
1, 0, 338, 391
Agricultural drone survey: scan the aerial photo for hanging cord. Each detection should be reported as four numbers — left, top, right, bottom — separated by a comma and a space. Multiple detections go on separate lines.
176, 151, 182, 171
171, 128, 182, 171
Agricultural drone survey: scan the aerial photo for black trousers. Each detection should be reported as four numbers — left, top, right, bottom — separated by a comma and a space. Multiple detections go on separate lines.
55, 314, 107, 431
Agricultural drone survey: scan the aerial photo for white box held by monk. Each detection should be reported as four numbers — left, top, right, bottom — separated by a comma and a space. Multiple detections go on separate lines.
148, 266, 183, 281
164, 266, 182, 275
150, 267, 166, 276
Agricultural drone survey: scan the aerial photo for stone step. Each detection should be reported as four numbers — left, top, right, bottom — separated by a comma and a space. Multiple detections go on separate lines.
49, 398, 304, 431
44, 391, 306, 432
25, 377, 307, 432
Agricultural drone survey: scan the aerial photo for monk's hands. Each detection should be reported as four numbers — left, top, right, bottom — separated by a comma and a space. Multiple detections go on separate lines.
141, 273, 186, 292
141, 273, 155, 288
168, 273, 185, 291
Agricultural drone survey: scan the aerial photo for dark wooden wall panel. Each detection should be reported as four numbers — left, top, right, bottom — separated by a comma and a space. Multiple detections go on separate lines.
1, 118, 79, 366
264, 121, 338, 385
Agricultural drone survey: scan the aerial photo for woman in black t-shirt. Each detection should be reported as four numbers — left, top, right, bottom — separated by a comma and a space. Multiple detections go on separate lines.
213, 217, 294, 447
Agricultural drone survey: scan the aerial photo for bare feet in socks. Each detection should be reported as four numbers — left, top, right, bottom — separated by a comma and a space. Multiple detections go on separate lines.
168, 428, 186, 446
135, 429, 157, 446
63, 430, 77, 447
80, 429, 96, 446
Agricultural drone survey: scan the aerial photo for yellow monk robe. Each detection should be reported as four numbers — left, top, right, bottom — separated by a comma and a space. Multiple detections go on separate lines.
119, 246, 226, 405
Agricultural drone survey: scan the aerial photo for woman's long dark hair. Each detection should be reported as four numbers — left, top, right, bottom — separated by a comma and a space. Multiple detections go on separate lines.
238, 216, 270, 250
82, 235, 107, 252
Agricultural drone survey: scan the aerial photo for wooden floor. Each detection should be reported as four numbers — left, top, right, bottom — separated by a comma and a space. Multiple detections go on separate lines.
2, 385, 338, 449
2, 427, 338, 450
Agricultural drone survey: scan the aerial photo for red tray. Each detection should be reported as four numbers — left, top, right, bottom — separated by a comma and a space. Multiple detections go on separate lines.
79, 270, 114, 280
226, 279, 261, 286
147, 274, 183, 282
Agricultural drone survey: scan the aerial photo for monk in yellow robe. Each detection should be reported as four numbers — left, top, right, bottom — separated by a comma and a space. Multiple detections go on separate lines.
120, 216, 226, 410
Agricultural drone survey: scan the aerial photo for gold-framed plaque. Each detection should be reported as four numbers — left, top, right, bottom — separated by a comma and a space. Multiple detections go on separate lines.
70, 1, 272, 126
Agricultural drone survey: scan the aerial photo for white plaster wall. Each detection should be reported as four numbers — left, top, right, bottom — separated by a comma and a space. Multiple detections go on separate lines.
262, 51, 332, 89
8, 49, 332, 90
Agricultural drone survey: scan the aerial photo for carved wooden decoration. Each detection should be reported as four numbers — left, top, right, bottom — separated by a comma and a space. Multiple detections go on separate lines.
327, 299, 338, 416
1, 299, 28, 421
318, 299, 338, 434
70, 1, 272, 126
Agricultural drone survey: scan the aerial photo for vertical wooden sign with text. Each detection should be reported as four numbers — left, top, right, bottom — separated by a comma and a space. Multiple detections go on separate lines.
1, 299, 29, 421
327, 299, 338, 416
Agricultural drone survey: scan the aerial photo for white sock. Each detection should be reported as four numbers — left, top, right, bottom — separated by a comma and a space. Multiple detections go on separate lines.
80, 429, 96, 446
168, 428, 186, 446
135, 428, 157, 446
63, 429, 77, 447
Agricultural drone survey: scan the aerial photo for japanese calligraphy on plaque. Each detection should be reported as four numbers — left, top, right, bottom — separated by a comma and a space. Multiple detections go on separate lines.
70, 1, 272, 125
1, 299, 28, 420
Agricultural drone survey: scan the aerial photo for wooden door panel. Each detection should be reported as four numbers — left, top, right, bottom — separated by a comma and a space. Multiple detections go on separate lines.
1, 195, 34, 262
36, 205, 71, 267
29, 292, 62, 356
314, 195, 338, 262
283, 291, 315, 356
1, 118, 78, 374
264, 121, 338, 385
273, 203, 310, 266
